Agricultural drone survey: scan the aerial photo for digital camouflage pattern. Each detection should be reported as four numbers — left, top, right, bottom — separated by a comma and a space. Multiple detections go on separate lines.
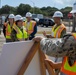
40, 33, 76, 66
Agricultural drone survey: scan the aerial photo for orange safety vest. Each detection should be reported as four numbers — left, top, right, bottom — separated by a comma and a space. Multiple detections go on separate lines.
61, 33, 76, 75
24, 20, 36, 34
51, 24, 66, 38
61, 57, 76, 75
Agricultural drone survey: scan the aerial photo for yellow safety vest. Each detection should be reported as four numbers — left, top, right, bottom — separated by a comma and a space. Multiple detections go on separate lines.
13, 25, 27, 41
24, 20, 36, 35
51, 24, 66, 38
5, 23, 15, 39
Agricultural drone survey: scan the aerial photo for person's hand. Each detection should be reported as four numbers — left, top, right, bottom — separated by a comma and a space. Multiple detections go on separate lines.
33, 36, 43, 42
45, 59, 62, 69
43, 31, 46, 37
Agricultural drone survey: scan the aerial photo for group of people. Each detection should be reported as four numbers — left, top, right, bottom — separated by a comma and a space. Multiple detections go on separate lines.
2, 2, 76, 75
33, 2, 76, 75
3, 12, 37, 42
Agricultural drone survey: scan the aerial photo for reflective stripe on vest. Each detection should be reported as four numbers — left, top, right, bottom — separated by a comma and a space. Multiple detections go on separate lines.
25, 20, 36, 34
6, 23, 15, 39
61, 56, 76, 75
6, 24, 12, 39
51, 24, 66, 38
14, 25, 27, 40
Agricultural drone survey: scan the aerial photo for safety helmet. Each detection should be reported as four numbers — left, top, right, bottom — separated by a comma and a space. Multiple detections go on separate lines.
23, 17, 26, 21
70, 2, 76, 13
53, 11, 63, 17
26, 12, 32, 17
8, 14, 15, 18
15, 15, 23, 21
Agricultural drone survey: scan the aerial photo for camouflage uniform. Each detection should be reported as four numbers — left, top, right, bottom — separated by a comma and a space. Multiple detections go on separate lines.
40, 33, 76, 75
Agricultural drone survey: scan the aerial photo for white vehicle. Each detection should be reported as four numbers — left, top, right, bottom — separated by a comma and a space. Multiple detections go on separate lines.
32, 14, 43, 19
32, 14, 43, 23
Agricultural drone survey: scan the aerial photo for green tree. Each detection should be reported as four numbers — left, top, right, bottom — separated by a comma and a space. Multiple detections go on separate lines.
30, 7, 42, 14
60, 7, 72, 18
40, 6, 58, 16
0, 5, 11, 14
0, 5, 16, 15
16, 4, 31, 16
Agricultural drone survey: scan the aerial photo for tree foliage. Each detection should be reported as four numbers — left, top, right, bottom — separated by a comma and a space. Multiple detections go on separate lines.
16, 4, 31, 16
0, 3, 72, 18
0, 5, 11, 14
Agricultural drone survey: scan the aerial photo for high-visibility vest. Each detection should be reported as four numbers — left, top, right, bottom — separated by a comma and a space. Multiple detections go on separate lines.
13, 25, 27, 41
4, 23, 15, 39
24, 20, 36, 34
61, 56, 76, 75
51, 24, 66, 38
71, 33, 76, 39
61, 33, 76, 75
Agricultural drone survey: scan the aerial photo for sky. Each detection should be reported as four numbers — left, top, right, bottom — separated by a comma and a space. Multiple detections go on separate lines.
0, 0, 76, 9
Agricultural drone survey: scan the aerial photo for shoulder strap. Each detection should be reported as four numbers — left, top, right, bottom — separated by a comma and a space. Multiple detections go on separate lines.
13, 25, 20, 34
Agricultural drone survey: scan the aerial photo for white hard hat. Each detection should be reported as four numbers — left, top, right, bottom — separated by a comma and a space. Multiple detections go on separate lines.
23, 17, 26, 21
26, 12, 32, 17
53, 11, 63, 17
8, 14, 15, 18
15, 15, 23, 21
70, 2, 76, 13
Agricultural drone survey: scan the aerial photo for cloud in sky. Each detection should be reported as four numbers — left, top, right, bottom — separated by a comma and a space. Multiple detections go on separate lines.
35, 0, 75, 9
1, 0, 76, 9
53, 0, 75, 8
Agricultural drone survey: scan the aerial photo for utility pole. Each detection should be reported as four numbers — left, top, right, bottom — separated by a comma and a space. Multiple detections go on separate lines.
31, 1, 35, 14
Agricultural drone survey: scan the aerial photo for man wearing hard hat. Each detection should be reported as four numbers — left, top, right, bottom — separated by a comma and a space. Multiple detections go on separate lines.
70, 2, 76, 32
24, 12, 37, 40
42, 11, 66, 75
43, 11, 66, 74
43, 11, 66, 38
11, 15, 28, 42
3, 14, 15, 42
33, 4, 76, 75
